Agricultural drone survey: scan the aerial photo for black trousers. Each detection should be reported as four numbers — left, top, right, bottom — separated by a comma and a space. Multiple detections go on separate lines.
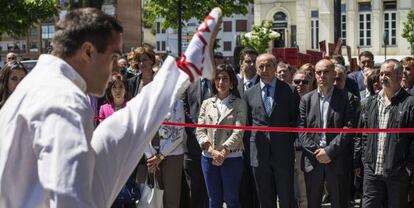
239, 162, 259, 208
362, 166, 410, 208
252, 161, 296, 208
180, 155, 208, 208
304, 163, 348, 208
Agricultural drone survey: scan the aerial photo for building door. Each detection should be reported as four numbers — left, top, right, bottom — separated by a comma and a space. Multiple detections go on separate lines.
273, 28, 286, 48
272, 11, 288, 48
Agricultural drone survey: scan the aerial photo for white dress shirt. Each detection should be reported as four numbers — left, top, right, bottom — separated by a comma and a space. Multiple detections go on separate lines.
0, 54, 190, 207
317, 87, 334, 147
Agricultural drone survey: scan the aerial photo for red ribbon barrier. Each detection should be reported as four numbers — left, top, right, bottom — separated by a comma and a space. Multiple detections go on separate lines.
162, 122, 414, 133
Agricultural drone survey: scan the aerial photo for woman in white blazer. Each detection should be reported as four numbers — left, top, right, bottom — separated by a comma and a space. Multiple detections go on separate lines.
196, 64, 247, 208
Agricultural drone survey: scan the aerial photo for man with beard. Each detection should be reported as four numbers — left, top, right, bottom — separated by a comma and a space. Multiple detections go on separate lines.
237, 47, 260, 208
355, 59, 414, 208
237, 48, 259, 96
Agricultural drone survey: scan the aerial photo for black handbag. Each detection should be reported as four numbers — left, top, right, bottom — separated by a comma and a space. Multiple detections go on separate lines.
112, 173, 141, 207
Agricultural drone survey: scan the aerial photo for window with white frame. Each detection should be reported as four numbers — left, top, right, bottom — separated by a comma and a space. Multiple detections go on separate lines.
311, 10, 319, 49
358, 3, 371, 47
41, 25, 55, 39
384, 1, 397, 46
341, 4, 346, 44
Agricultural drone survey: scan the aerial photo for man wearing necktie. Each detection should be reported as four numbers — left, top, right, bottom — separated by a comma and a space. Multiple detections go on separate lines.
237, 48, 260, 208
298, 59, 357, 208
244, 53, 300, 208
237, 48, 259, 97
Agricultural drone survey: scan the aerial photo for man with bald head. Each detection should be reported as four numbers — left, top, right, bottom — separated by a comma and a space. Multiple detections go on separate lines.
244, 53, 300, 208
355, 59, 414, 208
6, 52, 17, 63
298, 59, 357, 208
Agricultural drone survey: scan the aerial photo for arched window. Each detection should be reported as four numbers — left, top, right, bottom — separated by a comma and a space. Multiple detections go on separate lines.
273, 12, 287, 22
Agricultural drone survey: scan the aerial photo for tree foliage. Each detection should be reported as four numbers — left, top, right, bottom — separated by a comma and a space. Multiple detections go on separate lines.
144, 0, 253, 29
0, 0, 59, 38
402, 9, 414, 54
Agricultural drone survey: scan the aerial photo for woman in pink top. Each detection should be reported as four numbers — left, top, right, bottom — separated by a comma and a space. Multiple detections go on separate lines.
99, 75, 129, 122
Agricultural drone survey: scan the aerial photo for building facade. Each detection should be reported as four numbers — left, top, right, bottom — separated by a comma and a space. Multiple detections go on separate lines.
154, 4, 254, 59
102, 0, 143, 53
255, 0, 414, 56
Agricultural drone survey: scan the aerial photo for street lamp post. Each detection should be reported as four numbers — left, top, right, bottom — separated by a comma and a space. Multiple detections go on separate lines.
383, 31, 389, 61
333, 0, 342, 43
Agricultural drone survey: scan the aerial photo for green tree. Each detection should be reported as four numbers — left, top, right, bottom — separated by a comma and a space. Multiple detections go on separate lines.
402, 9, 414, 55
0, 0, 59, 38
144, 0, 253, 29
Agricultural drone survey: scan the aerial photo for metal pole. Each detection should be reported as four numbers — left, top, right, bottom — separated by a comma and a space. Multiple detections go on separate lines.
177, 0, 182, 56
333, 0, 341, 43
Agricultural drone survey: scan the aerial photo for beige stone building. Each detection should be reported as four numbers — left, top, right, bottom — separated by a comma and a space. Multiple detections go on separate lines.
255, 0, 414, 56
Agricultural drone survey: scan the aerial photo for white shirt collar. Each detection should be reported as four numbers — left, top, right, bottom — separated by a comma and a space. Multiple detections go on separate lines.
37, 54, 87, 93
260, 78, 276, 89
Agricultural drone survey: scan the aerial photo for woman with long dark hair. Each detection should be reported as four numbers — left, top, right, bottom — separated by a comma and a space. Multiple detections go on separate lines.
0, 61, 28, 109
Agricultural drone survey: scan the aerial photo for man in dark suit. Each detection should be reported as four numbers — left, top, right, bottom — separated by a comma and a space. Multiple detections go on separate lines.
347, 51, 375, 96
244, 53, 300, 208
237, 47, 259, 97
298, 59, 357, 208
181, 78, 211, 208
237, 47, 260, 208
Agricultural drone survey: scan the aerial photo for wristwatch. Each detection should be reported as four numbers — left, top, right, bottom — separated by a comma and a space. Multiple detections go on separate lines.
157, 154, 165, 161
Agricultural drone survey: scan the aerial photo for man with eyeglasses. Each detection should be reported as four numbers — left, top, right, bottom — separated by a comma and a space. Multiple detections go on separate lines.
298, 59, 357, 208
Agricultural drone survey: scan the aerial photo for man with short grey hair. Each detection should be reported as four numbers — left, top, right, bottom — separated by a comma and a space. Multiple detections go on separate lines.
355, 59, 414, 208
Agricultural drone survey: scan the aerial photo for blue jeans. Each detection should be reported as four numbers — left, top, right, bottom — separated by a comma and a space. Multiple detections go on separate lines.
201, 156, 243, 208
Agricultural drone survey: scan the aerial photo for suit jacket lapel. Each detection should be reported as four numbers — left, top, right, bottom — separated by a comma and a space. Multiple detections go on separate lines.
327, 88, 338, 128
311, 91, 321, 128
270, 80, 279, 114
209, 97, 219, 124
218, 95, 236, 124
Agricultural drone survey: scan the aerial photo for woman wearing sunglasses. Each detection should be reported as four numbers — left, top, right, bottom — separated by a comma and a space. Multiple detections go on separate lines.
0, 61, 28, 109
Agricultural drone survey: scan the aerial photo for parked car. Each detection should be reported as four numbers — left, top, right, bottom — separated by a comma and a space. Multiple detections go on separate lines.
21, 60, 38, 72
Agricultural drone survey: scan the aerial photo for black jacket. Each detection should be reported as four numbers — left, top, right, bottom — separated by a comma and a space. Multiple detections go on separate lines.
243, 79, 300, 168
298, 88, 357, 173
354, 89, 414, 177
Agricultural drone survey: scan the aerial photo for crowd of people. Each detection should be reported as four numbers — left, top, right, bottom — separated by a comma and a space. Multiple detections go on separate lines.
55, 43, 412, 208
1, 6, 414, 208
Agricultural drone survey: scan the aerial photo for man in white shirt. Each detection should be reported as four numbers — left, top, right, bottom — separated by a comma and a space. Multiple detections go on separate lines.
0, 7, 222, 208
